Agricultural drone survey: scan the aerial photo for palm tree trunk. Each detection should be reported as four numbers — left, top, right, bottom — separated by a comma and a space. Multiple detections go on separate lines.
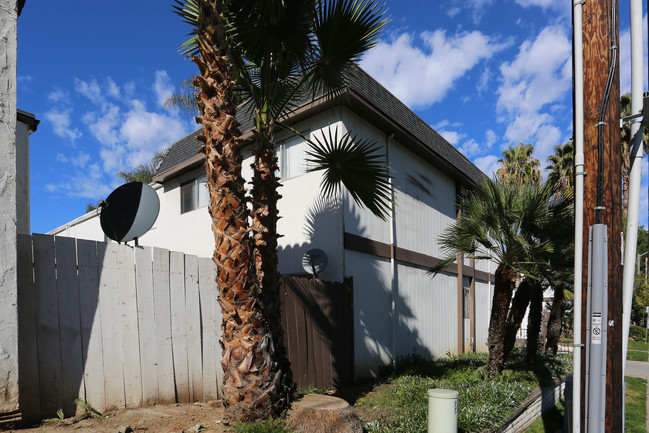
526, 282, 543, 364
193, 1, 288, 422
486, 263, 517, 378
545, 282, 565, 355
250, 133, 293, 401
503, 278, 532, 364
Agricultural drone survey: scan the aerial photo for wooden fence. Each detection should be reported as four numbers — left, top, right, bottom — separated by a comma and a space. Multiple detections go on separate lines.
280, 276, 354, 390
17, 234, 223, 423
15, 235, 354, 423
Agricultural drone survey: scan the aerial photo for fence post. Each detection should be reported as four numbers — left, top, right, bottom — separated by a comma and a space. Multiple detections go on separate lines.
0, 0, 20, 420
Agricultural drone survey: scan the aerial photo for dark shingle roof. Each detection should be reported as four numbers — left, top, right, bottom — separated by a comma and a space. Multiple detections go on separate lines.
155, 68, 485, 184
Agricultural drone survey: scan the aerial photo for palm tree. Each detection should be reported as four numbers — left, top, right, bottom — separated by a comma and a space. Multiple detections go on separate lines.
431, 179, 557, 378
174, 0, 391, 421
116, 147, 170, 183
497, 143, 541, 185
546, 140, 574, 194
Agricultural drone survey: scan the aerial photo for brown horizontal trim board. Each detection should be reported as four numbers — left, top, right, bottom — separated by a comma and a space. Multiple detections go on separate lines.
343, 232, 494, 282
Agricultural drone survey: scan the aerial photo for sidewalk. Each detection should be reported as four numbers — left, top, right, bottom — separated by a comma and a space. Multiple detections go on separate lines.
625, 359, 649, 431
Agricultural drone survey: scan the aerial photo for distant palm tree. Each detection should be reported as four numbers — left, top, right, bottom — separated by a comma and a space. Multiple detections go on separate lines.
431, 179, 559, 378
497, 143, 541, 185
546, 140, 574, 194
116, 147, 170, 184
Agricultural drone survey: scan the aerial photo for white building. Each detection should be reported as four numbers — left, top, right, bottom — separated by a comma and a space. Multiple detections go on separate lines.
50, 68, 495, 378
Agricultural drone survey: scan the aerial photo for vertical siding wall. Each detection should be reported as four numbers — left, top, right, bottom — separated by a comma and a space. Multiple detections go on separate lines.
17, 234, 223, 423
341, 108, 491, 376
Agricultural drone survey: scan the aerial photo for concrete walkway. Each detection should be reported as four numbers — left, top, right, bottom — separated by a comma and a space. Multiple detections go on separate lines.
625, 360, 649, 431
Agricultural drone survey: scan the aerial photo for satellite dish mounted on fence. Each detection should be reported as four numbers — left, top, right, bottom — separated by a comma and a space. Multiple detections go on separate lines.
98, 182, 160, 244
302, 248, 328, 279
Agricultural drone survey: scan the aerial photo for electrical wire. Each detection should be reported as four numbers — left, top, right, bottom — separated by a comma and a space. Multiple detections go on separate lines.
596, 0, 618, 224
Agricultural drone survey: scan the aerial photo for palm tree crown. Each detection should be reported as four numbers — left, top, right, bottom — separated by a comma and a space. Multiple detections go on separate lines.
546, 140, 574, 194
497, 143, 541, 186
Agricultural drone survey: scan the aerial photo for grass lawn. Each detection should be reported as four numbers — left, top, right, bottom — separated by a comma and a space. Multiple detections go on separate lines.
628, 340, 649, 351
339, 351, 572, 433
625, 376, 647, 433
628, 350, 649, 362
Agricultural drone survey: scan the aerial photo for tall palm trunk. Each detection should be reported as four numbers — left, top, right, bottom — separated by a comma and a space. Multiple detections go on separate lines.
250, 131, 293, 400
486, 263, 517, 378
526, 282, 543, 364
503, 278, 532, 364
544, 282, 565, 355
193, 1, 288, 422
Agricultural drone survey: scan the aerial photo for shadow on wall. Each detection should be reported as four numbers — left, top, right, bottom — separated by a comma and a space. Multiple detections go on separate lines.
278, 195, 433, 380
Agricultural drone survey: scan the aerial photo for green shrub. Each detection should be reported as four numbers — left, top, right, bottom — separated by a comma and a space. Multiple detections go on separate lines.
630, 325, 647, 342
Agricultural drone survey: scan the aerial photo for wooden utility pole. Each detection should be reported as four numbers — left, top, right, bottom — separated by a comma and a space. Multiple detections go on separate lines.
581, 0, 623, 430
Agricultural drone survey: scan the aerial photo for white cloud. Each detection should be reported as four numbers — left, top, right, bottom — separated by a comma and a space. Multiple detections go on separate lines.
476, 67, 491, 94
513, 0, 569, 14
459, 139, 481, 157
18, 75, 33, 84
362, 30, 509, 109
44, 164, 113, 199
485, 129, 497, 147
56, 153, 68, 163
496, 25, 571, 154
438, 129, 465, 146
474, 154, 500, 177
44, 109, 82, 145
84, 104, 121, 146
75, 78, 104, 105
153, 70, 174, 108
107, 77, 121, 99
447, 7, 460, 18
48, 88, 69, 104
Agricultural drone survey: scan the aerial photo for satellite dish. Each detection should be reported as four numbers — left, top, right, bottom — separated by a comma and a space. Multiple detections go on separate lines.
302, 248, 328, 279
99, 182, 160, 243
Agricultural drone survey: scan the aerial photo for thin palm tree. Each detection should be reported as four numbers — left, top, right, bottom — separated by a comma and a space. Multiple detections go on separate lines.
497, 143, 541, 185
546, 140, 574, 194
431, 179, 557, 378
174, 0, 391, 421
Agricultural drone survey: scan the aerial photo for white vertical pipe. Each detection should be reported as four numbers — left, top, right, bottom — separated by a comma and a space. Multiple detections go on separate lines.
572, 0, 586, 431
621, 0, 644, 378
387, 132, 397, 369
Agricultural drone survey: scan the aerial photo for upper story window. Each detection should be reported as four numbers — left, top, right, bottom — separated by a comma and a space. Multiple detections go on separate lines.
276, 130, 311, 181
181, 175, 209, 213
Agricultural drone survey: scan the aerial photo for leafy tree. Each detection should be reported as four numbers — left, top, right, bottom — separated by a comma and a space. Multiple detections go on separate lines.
632, 281, 649, 327
85, 203, 97, 213
173, 0, 391, 421
431, 179, 561, 378
496, 143, 541, 186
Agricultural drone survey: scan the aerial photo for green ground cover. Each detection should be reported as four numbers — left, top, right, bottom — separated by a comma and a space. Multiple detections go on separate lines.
625, 376, 648, 433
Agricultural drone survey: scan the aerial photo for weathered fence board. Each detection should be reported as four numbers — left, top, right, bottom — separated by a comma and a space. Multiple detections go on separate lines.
76, 239, 105, 413
17, 235, 40, 425
16, 235, 353, 422
54, 236, 84, 415
32, 234, 63, 416
152, 248, 175, 403
135, 247, 158, 405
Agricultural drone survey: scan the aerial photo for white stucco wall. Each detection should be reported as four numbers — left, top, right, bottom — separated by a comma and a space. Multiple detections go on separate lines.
0, 0, 19, 414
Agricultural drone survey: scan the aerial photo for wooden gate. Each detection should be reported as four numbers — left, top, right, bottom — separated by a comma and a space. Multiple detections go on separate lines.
280, 276, 354, 390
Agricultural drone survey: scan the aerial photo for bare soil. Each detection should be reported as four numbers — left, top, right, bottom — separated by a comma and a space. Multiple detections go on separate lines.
7, 402, 228, 433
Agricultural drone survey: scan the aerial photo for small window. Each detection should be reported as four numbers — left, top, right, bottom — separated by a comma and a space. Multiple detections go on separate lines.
276, 130, 311, 181
181, 175, 209, 213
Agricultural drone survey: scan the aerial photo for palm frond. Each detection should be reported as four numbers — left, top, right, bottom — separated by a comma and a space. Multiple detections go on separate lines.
305, 127, 393, 219
172, 0, 200, 57
308, 0, 387, 99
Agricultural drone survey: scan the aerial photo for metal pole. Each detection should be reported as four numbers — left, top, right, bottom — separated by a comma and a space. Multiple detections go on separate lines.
621, 0, 644, 380
572, 0, 586, 430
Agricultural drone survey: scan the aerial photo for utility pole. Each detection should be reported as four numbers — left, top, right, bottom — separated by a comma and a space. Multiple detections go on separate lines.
581, 0, 624, 430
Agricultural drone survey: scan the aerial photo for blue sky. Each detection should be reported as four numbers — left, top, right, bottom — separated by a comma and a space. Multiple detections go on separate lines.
18, 0, 648, 234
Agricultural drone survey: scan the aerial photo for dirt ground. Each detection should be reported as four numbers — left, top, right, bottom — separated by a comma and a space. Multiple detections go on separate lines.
7, 402, 228, 433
